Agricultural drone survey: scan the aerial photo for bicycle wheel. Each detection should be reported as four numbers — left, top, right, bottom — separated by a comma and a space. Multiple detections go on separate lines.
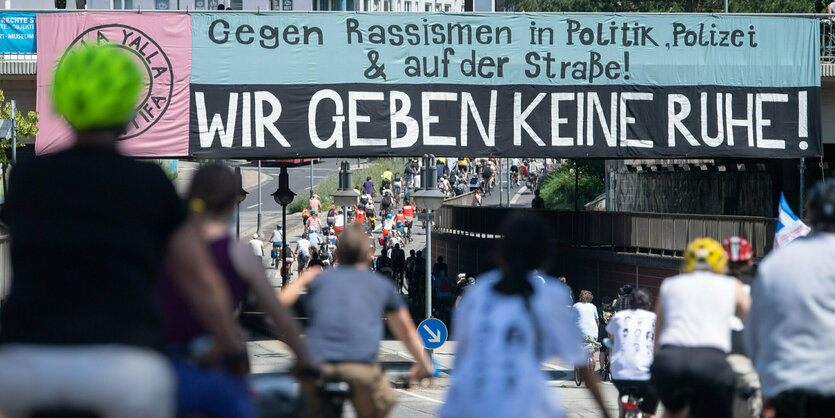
574, 366, 582, 386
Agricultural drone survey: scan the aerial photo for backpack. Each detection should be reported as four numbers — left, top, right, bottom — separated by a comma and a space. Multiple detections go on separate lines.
302, 208, 310, 218
297, 247, 309, 264
270, 249, 278, 259
382, 195, 392, 208
394, 173, 401, 182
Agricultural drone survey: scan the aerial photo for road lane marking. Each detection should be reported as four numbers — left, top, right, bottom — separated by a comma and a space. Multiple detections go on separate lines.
395, 389, 444, 404
510, 187, 529, 205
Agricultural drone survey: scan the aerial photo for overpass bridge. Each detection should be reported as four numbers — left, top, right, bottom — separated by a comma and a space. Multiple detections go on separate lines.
430, 204, 776, 299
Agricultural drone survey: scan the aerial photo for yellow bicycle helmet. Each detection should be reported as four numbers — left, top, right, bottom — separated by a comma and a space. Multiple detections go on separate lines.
682, 238, 728, 274
52, 44, 143, 130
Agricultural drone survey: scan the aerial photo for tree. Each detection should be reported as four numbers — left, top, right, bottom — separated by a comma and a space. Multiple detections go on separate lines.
538, 159, 605, 210
0, 89, 39, 200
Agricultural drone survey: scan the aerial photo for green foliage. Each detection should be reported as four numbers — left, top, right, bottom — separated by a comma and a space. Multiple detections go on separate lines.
286, 158, 407, 213
0, 89, 40, 198
538, 159, 605, 210
505, 0, 815, 12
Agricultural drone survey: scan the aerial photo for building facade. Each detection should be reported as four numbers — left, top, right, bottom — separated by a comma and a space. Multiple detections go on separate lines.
0, 0, 463, 12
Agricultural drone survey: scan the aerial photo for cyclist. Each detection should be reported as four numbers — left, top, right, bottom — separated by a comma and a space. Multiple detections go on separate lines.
747, 180, 835, 417
572, 290, 600, 371
597, 296, 615, 379
441, 213, 610, 418
650, 238, 751, 418
354, 204, 366, 226
365, 201, 377, 232
722, 236, 762, 418
481, 160, 494, 194
392, 171, 403, 204
156, 164, 315, 418
510, 158, 520, 186
279, 224, 433, 417
382, 213, 395, 239
606, 288, 659, 418
0, 45, 244, 418
380, 168, 393, 195
380, 189, 394, 217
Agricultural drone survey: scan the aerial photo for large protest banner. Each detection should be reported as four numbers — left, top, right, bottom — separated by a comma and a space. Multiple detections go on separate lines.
190, 13, 821, 159
35, 12, 191, 156
34, 12, 820, 158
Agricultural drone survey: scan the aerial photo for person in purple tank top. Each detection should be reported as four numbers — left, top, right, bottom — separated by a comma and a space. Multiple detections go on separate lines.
157, 164, 316, 418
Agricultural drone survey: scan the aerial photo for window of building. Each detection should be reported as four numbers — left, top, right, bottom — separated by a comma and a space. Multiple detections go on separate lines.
193, 0, 221, 9
155, 0, 170, 9
444, 4, 450, 11
404, 1, 410, 11
112, 0, 134, 8
229, 0, 242, 8
424, 2, 430, 11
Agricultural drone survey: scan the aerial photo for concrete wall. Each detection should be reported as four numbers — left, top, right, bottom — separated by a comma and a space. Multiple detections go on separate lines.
431, 232, 679, 302
610, 168, 777, 217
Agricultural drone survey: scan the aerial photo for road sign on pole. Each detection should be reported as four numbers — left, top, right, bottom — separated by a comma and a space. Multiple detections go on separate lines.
418, 318, 448, 350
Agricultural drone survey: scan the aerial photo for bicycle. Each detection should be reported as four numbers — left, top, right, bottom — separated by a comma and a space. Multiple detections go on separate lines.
599, 346, 611, 382
574, 337, 600, 386
619, 386, 645, 418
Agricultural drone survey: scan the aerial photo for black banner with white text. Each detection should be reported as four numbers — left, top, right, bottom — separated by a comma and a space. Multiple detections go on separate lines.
189, 84, 821, 159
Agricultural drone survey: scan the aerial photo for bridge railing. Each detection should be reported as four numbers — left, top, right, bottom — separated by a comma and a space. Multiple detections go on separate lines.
435, 206, 776, 258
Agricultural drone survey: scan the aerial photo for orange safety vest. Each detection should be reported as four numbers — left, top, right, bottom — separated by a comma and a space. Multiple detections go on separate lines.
403, 204, 414, 217
355, 209, 366, 224
395, 213, 405, 224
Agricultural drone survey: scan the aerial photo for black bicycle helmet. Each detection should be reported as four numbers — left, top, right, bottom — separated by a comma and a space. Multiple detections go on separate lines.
808, 179, 835, 226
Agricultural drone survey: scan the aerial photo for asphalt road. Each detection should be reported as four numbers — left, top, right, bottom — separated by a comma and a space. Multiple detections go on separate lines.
235, 158, 345, 215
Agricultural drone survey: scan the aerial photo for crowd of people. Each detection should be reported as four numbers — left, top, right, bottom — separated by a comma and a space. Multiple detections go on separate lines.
1, 44, 834, 418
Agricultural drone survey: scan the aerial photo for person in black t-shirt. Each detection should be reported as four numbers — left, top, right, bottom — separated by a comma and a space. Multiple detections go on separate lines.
0, 45, 245, 418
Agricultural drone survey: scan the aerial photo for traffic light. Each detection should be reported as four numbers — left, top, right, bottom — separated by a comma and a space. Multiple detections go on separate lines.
55, 0, 67, 9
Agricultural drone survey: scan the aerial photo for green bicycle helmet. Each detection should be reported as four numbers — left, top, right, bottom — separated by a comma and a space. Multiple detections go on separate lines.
52, 45, 143, 130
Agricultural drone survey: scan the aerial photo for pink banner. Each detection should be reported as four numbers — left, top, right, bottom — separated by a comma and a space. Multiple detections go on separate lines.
36, 12, 191, 157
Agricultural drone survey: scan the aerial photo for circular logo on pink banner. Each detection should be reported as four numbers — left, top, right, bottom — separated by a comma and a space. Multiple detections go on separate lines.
57, 24, 174, 140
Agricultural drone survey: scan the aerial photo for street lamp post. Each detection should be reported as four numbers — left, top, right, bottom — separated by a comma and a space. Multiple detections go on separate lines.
234, 166, 249, 240
271, 165, 296, 287
257, 160, 262, 233
332, 161, 360, 241
413, 155, 447, 322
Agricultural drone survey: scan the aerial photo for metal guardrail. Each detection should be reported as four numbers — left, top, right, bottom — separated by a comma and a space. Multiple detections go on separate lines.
435, 206, 776, 258
821, 19, 835, 64
442, 191, 475, 207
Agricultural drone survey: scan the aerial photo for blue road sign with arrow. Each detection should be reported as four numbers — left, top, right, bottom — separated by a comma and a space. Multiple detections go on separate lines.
418, 318, 448, 350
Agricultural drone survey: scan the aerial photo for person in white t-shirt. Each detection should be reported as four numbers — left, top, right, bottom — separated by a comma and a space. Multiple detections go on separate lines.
572, 290, 599, 370
295, 237, 311, 275
249, 233, 264, 257
606, 287, 658, 418
650, 238, 750, 418
441, 213, 610, 418
270, 225, 282, 248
